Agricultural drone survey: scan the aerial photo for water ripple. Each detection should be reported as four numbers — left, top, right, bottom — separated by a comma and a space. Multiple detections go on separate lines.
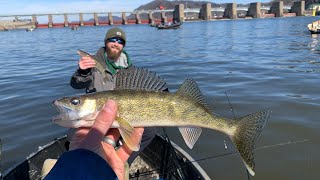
0, 17, 319, 179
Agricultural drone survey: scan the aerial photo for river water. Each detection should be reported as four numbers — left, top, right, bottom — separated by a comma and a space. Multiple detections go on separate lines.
0, 16, 319, 179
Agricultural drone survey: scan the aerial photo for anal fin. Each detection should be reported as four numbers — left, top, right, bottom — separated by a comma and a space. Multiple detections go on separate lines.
179, 127, 202, 149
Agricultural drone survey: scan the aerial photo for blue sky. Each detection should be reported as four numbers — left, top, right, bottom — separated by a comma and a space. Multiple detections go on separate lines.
0, 0, 270, 15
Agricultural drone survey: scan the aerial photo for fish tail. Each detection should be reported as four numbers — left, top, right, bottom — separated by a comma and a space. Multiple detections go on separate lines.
230, 110, 271, 176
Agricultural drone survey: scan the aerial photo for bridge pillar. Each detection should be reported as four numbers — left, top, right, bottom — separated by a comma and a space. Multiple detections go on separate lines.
32, 15, 37, 24
32, 15, 38, 27
94, 13, 99, 26
108, 13, 113, 25
224, 3, 237, 19
64, 13, 69, 27
200, 3, 211, 20
270, 1, 283, 17
48, 14, 53, 28
247, 2, 261, 18
79, 13, 84, 26
122, 12, 127, 25
161, 12, 167, 23
135, 13, 141, 24
173, 4, 184, 22
148, 11, 154, 24
29, 15, 37, 28
291, 1, 305, 16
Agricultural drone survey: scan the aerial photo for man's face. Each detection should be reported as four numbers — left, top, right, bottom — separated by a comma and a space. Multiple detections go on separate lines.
106, 37, 124, 61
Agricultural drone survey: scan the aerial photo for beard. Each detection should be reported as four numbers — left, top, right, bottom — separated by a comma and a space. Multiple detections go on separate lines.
106, 46, 122, 61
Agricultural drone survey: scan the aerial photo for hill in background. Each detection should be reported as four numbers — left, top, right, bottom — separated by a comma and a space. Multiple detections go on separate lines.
134, 0, 317, 10
134, 0, 272, 10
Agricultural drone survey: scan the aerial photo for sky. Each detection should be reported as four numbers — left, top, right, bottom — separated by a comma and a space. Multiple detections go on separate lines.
0, 0, 270, 16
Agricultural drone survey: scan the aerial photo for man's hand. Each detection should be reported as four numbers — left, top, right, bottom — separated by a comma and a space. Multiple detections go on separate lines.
69, 100, 144, 180
78, 56, 96, 70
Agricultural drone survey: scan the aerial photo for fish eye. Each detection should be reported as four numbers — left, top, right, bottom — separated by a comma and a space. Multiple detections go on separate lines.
70, 97, 81, 106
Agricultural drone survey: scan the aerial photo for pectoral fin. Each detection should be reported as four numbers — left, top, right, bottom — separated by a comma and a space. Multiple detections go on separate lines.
117, 117, 141, 151
179, 127, 202, 149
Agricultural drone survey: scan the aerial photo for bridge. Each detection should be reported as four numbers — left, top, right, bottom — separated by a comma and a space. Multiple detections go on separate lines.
0, 1, 306, 30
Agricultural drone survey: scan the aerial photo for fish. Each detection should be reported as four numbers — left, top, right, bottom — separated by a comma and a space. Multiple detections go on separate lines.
52, 67, 270, 176
77, 49, 109, 82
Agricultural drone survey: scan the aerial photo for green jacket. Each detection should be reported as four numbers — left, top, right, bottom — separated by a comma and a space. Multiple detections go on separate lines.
70, 47, 132, 93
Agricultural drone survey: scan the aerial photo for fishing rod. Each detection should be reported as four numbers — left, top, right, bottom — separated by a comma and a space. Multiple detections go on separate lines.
225, 92, 236, 120
224, 91, 250, 179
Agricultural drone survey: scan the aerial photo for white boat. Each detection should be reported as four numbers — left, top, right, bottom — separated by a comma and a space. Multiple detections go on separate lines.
71, 26, 79, 30
26, 27, 35, 32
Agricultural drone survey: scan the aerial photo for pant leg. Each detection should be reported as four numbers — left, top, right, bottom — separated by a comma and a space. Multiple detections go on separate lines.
127, 127, 157, 165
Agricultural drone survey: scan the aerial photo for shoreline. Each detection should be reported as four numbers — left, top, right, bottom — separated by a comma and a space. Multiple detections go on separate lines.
0, 14, 313, 31
0, 21, 35, 30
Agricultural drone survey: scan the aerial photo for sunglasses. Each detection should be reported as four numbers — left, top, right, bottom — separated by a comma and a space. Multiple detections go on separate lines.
107, 37, 125, 45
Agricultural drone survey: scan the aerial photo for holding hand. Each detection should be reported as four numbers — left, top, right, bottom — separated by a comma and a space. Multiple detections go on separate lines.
78, 56, 96, 70
69, 100, 144, 180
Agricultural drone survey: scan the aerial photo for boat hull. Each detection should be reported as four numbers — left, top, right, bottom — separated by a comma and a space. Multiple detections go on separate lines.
2, 134, 210, 180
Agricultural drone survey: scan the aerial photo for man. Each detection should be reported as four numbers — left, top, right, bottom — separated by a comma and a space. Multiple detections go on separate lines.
71, 26, 131, 93
70, 27, 156, 165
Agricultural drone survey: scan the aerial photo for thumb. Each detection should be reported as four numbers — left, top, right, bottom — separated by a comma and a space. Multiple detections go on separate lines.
80, 100, 118, 148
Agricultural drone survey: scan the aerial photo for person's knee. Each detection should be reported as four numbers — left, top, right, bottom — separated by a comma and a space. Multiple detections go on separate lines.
140, 127, 157, 144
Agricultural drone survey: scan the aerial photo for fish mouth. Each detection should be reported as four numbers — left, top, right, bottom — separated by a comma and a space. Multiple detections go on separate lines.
51, 100, 81, 123
51, 100, 96, 128
51, 111, 95, 128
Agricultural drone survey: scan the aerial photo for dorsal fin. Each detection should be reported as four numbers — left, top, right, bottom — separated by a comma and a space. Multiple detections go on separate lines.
176, 78, 209, 110
115, 66, 167, 91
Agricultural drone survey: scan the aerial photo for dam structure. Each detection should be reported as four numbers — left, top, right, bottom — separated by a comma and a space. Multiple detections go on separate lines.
0, 1, 307, 30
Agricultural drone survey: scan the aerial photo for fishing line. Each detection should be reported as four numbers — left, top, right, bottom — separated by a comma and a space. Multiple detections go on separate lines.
225, 91, 236, 120
186, 139, 310, 164
255, 139, 310, 150
141, 139, 311, 179
225, 92, 252, 178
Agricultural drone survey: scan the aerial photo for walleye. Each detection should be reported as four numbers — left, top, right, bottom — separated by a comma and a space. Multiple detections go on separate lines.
77, 49, 109, 82
52, 67, 270, 176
